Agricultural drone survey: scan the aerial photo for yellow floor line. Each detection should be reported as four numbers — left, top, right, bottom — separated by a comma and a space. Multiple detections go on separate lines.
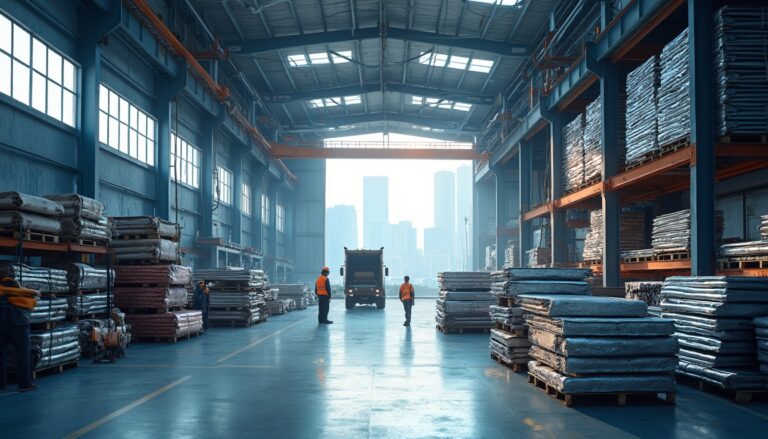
216, 317, 311, 363
63, 375, 192, 439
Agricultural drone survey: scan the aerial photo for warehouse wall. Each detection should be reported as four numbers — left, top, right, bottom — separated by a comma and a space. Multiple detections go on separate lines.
290, 160, 325, 284
0, 1, 305, 279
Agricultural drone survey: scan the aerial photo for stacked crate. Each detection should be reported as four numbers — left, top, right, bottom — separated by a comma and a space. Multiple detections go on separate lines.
625, 56, 660, 165
44, 194, 110, 245
657, 29, 690, 147
0, 192, 64, 241
563, 114, 586, 192
196, 268, 268, 327
435, 272, 494, 333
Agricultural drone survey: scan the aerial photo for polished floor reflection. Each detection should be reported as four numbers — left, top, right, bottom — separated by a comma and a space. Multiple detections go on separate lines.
1, 301, 768, 438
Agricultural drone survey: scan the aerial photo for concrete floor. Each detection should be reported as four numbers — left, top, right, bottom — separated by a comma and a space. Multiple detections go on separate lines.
2, 301, 768, 438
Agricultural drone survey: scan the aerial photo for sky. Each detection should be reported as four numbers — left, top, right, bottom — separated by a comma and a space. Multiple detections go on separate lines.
324, 133, 471, 249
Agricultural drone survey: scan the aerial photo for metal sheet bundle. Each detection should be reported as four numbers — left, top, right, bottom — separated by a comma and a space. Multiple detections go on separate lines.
114, 264, 192, 287
0, 192, 64, 234
503, 241, 519, 268
583, 210, 603, 262
44, 194, 109, 242
714, 6, 768, 135
761, 215, 768, 240
272, 284, 310, 310
657, 29, 690, 146
525, 248, 550, 268
127, 310, 203, 338
196, 268, 267, 289
44, 194, 104, 221
583, 97, 602, 183
524, 294, 677, 394
435, 289, 495, 330
67, 293, 108, 316
208, 291, 263, 309
490, 328, 531, 365
0, 211, 63, 234
625, 281, 664, 307
54, 263, 114, 292
110, 216, 180, 240
584, 210, 646, 262
563, 114, 585, 192
489, 305, 524, 327
625, 56, 660, 164
263, 299, 287, 315
755, 317, 768, 374
661, 276, 768, 391
110, 238, 179, 263
0, 263, 69, 293
30, 324, 80, 370
203, 268, 268, 325
208, 308, 262, 325
30, 297, 68, 324
0, 192, 64, 216
720, 241, 768, 257
114, 286, 188, 309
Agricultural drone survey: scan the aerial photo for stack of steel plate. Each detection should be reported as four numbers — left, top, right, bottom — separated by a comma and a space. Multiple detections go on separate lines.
755, 317, 768, 374
504, 242, 519, 268
435, 272, 494, 331
45, 194, 110, 243
652, 209, 691, 254
521, 295, 678, 395
625, 56, 660, 165
264, 300, 287, 315
30, 297, 68, 324
272, 284, 309, 310
114, 286, 188, 310
199, 268, 267, 326
127, 310, 203, 339
526, 248, 551, 268
714, 6, 768, 135
110, 216, 180, 263
0, 191, 64, 235
114, 264, 191, 287
582, 210, 603, 262
720, 241, 768, 258
67, 293, 108, 316
563, 114, 585, 192
661, 276, 768, 391
8, 324, 81, 372
55, 263, 114, 292
0, 264, 69, 293
583, 97, 602, 183
625, 281, 664, 307
761, 215, 768, 240
621, 248, 655, 261
584, 210, 646, 262
657, 29, 690, 147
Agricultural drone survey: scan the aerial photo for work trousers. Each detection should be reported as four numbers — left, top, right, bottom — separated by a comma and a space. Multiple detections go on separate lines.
0, 307, 32, 389
318, 295, 330, 323
402, 300, 413, 323
201, 303, 209, 332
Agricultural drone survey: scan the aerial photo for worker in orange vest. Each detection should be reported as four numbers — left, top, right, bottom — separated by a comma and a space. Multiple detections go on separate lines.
315, 267, 333, 325
0, 277, 40, 392
399, 275, 415, 327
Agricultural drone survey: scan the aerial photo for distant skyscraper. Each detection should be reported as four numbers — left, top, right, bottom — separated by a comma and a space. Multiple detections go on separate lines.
325, 205, 357, 272
433, 171, 456, 269
387, 221, 417, 279
455, 165, 473, 270
363, 176, 388, 249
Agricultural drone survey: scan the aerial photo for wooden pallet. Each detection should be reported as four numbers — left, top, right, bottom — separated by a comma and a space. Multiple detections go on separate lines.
718, 257, 768, 270
123, 306, 183, 315
210, 306, 251, 312
132, 331, 203, 343
30, 320, 63, 331
0, 229, 59, 243
435, 324, 490, 334
622, 255, 655, 263
497, 297, 515, 307
67, 312, 108, 322
116, 259, 177, 266
625, 136, 690, 170
528, 373, 676, 407
493, 323, 526, 337
719, 134, 768, 144
114, 233, 178, 242
566, 176, 602, 195
209, 319, 261, 328
31, 360, 79, 380
676, 374, 767, 404
490, 353, 527, 372
654, 251, 690, 261
63, 238, 109, 247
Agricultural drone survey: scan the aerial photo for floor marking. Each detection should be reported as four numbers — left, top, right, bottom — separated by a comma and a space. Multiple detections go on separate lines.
216, 317, 311, 363
105, 364, 277, 370
691, 389, 768, 422
63, 375, 192, 439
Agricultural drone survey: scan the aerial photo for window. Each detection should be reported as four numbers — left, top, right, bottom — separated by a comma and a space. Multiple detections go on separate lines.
99, 84, 155, 165
418, 51, 495, 74
469, 0, 522, 5
171, 134, 200, 188
308, 95, 361, 108
261, 193, 270, 225
412, 125, 445, 133
410, 96, 472, 112
287, 50, 351, 67
277, 203, 285, 233
242, 183, 252, 216
0, 12, 77, 126
215, 165, 233, 205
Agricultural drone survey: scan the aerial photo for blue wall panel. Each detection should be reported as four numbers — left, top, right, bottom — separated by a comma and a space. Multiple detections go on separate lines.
0, 149, 74, 195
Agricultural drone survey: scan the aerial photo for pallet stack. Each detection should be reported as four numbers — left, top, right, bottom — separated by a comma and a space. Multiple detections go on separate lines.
761, 215, 768, 240
56, 263, 114, 320
584, 210, 646, 263
719, 212, 768, 261
661, 276, 768, 400
109, 216, 180, 264
196, 268, 268, 327
522, 295, 678, 406
435, 272, 494, 333
44, 194, 110, 245
563, 114, 585, 192
625, 281, 664, 309
652, 209, 723, 256
657, 29, 690, 147
625, 56, 660, 166
583, 97, 602, 184
755, 317, 768, 374
0, 192, 64, 241
272, 284, 311, 310
582, 210, 603, 263
489, 268, 592, 371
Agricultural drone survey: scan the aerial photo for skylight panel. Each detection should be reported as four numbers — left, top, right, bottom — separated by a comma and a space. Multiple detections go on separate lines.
343, 95, 361, 105
410, 95, 472, 112
469, 0, 521, 5
323, 97, 339, 107
469, 58, 494, 73
331, 51, 352, 64
418, 52, 447, 67
453, 102, 472, 112
308, 95, 361, 108
287, 54, 307, 66
309, 99, 324, 108
448, 56, 469, 70
309, 52, 329, 65
411, 96, 423, 105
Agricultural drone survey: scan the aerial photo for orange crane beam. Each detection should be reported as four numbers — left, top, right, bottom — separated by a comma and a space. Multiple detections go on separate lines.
269, 143, 485, 160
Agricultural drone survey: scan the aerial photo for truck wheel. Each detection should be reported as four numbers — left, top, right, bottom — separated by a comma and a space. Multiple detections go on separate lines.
376, 299, 385, 309
345, 297, 354, 310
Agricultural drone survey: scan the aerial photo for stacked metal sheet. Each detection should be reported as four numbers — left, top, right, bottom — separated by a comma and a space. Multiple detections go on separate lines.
621, 248, 655, 260
30, 297, 68, 324
503, 241, 519, 268
110, 216, 180, 263
126, 310, 203, 339
114, 286, 188, 309
31, 324, 80, 370
584, 210, 646, 262
0, 264, 69, 293
625, 281, 664, 307
114, 264, 192, 287
110, 216, 179, 239
200, 268, 268, 326
661, 276, 768, 391
525, 248, 550, 268
45, 194, 110, 243
0, 191, 64, 234
435, 272, 493, 331
720, 241, 768, 258
272, 284, 310, 310
196, 268, 267, 289
114, 264, 191, 311
438, 271, 492, 291
625, 56, 660, 165
657, 29, 690, 147
715, 6, 768, 135
652, 209, 691, 254
583, 97, 602, 183
67, 293, 109, 316
583, 210, 603, 262
563, 114, 585, 192
522, 294, 678, 395
264, 300, 287, 315
761, 215, 768, 240
755, 317, 768, 374
55, 263, 114, 292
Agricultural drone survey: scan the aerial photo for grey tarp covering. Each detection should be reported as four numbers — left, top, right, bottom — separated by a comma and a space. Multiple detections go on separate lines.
677, 361, 768, 391
675, 332, 756, 354
503, 268, 591, 281
60, 216, 110, 241
0, 264, 69, 293
0, 192, 64, 216
525, 315, 674, 337
110, 216, 180, 239
528, 328, 678, 357
110, 239, 179, 262
439, 290, 495, 301
720, 241, 768, 257
435, 299, 494, 315
528, 361, 676, 394
0, 211, 62, 234
625, 55, 659, 165
490, 329, 531, 348
29, 324, 80, 370
504, 281, 590, 296
517, 295, 647, 317
661, 312, 753, 331
54, 263, 114, 292
30, 298, 68, 323
660, 298, 768, 317
679, 348, 756, 368
67, 293, 108, 315
43, 194, 104, 221
529, 346, 677, 376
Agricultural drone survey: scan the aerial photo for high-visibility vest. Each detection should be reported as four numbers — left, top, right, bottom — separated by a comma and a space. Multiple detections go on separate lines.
316, 275, 329, 296
399, 283, 414, 301
0, 277, 40, 310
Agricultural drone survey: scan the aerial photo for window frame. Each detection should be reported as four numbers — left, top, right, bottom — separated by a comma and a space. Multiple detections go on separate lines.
170, 133, 201, 189
98, 83, 156, 166
277, 203, 285, 233
215, 165, 233, 205
261, 193, 270, 225
242, 182, 252, 216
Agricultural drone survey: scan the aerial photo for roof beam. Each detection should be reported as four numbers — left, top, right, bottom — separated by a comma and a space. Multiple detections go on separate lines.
261, 83, 497, 105
282, 112, 478, 132
228, 27, 529, 57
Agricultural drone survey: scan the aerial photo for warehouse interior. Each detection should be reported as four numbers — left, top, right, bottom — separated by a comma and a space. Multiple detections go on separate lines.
2, 0, 768, 437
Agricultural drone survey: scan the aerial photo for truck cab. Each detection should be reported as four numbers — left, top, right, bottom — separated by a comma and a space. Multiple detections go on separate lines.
341, 247, 388, 309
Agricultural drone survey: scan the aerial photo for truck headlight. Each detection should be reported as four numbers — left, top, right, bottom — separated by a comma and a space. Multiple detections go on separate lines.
375, 289, 380, 293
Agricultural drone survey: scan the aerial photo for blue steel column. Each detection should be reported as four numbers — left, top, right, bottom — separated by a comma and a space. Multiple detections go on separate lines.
472, 180, 480, 270
231, 147, 244, 244
154, 73, 185, 220
77, 5, 121, 198
688, 0, 716, 275
493, 165, 508, 270
600, 65, 621, 287
199, 110, 224, 267
518, 141, 532, 267
268, 180, 278, 279
252, 163, 265, 255
548, 115, 566, 265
